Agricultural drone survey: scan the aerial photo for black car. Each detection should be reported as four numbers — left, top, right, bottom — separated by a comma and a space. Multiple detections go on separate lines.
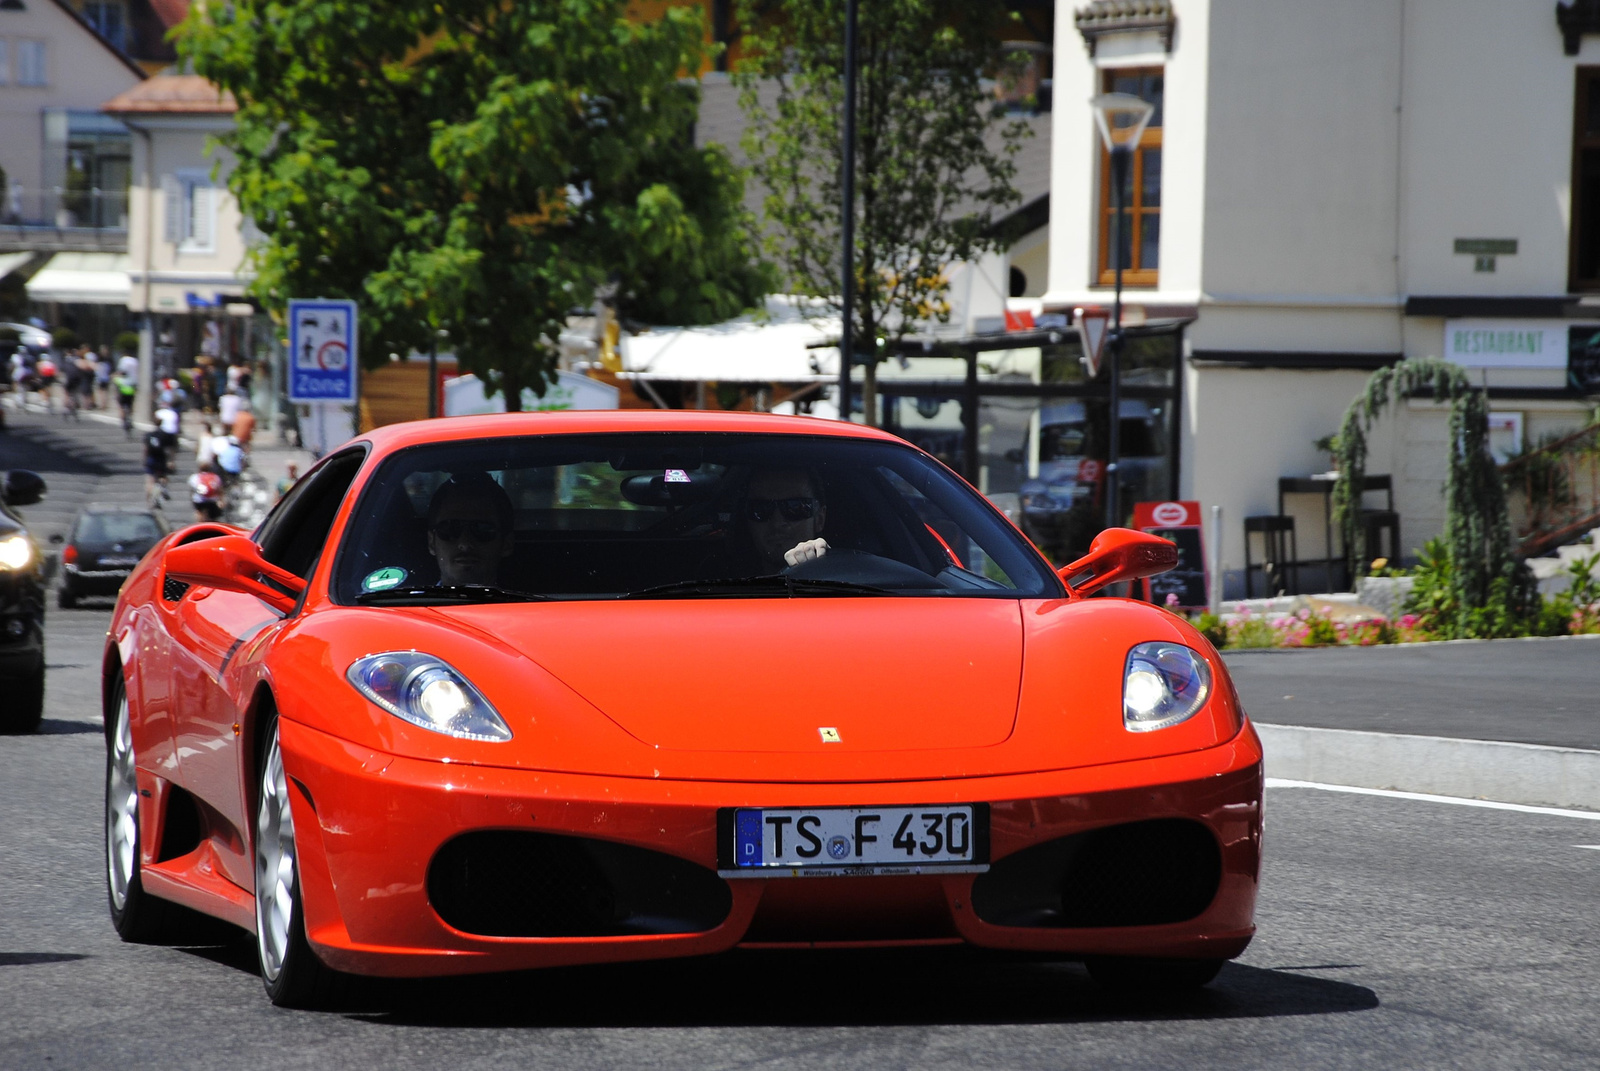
0, 468, 48, 732
56, 505, 168, 609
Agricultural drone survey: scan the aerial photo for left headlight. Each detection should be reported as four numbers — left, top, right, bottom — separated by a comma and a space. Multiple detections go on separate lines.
0, 535, 33, 570
346, 652, 512, 742
1122, 641, 1212, 732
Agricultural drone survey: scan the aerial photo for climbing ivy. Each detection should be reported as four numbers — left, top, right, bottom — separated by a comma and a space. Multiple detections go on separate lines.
1332, 358, 1536, 638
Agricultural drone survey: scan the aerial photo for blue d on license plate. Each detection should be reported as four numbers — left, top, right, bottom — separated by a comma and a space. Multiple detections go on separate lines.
723, 805, 986, 877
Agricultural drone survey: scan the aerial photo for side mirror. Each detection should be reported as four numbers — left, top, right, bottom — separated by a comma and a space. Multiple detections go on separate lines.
1058, 527, 1178, 598
2, 470, 47, 507
164, 534, 306, 614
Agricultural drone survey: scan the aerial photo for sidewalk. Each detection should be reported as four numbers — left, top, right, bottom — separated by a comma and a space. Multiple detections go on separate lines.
2, 394, 316, 531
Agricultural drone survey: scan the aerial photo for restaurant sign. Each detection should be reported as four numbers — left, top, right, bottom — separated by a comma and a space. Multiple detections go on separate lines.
1442, 319, 1567, 370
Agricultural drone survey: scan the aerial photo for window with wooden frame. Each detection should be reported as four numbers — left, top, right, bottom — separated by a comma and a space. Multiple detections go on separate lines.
1096, 67, 1162, 287
1572, 68, 1600, 291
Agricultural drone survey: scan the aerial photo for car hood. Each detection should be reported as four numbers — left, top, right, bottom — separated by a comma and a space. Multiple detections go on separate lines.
443, 598, 1025, 754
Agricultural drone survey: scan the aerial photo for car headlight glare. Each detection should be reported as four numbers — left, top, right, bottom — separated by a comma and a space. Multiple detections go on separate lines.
346, 652, 512, 742
1122, 642, 1212, 732
0, 535, 33, 570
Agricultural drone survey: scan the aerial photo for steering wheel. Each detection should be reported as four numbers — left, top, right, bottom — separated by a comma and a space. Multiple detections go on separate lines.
783, 549, 937, 589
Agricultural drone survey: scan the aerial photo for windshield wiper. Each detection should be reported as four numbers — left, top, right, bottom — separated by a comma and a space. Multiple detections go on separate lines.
354, 584, 550, 606
620, 574, 893, 599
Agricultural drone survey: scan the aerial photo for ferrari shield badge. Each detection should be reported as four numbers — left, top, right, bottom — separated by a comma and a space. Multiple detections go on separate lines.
362, 566, 408, 592
818, 727, 841, 743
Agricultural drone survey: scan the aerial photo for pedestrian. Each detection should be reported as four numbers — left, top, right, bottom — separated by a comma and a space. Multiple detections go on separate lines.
143, 423, 173, 506
94, 351, 111, 409
189, 466, 224, 522
116, 350, 138, 383
64, 348, 93, 419
230, 398, 256, 448
195, 420, 216, 471
214, 433, 245, 486
35, 353, 56, 413
112, 369, 136, 435
218, 387, 241, 434
276, 462, 300, 499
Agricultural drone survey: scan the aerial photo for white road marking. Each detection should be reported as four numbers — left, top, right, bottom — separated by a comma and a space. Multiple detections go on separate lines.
1265, 778, 1600, 821
1576, 845, 1600, 851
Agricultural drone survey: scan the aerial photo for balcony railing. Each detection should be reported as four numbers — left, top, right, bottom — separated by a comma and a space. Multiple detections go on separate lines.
1, 187, 129, 250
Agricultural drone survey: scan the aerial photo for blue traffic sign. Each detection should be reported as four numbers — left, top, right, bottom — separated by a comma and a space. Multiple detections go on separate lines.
287, 299, 358, 403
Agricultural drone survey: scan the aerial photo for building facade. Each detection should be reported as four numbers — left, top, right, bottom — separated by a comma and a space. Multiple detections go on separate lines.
1044, 0, 1600, 595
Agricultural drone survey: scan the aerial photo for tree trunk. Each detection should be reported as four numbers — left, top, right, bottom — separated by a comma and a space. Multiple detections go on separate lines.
502, 363, 523, 412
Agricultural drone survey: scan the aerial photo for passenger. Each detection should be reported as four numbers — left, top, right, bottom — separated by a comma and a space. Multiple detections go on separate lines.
426, 473, 516, 587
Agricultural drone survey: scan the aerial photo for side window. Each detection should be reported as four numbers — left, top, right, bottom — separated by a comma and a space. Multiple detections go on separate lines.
256, 448, 366, 579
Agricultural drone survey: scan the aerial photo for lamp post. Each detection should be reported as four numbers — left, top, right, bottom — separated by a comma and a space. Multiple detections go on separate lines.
839, 0, 858, 423
1089, 92, 1154, 531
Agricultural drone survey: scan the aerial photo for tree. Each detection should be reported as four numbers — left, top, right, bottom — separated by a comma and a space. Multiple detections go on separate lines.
1332, 358, 1536, 637
735, 0, 1028, 425
178, 0, 770, 408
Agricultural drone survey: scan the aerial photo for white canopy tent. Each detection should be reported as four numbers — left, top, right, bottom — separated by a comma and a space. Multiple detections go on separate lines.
620, 296, 839, 383
24, 252, 132, 305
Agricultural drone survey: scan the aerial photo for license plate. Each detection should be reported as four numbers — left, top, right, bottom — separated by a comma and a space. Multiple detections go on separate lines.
719, 804, 988, 877
98, 557, 140, 567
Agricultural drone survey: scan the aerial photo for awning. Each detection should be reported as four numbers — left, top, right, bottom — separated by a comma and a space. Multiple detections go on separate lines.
0, 251, 35, 281
621, 296, 838, 382
25, 252, 132, 305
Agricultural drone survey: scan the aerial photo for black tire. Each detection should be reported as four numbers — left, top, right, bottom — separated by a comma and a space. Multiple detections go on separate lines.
254, 711, 341, 1008
107, 676, 178, 941
0, 666, 45, 733
1085, 956, 1226, 993
57, 583, 77, 609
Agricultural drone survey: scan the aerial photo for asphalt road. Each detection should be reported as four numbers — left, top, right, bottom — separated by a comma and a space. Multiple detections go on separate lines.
1225, 639, 1600, 750
3, 595, 1598, 1069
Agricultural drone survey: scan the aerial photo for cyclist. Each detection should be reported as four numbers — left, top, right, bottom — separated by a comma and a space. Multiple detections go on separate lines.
113, 370, 136, 435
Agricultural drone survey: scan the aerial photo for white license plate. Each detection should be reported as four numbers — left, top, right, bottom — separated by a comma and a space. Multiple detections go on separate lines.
722, 805, 986, 877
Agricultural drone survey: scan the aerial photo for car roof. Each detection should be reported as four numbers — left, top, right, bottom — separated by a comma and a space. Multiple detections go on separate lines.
74, 504, 162, 517
354, 409, 908, 455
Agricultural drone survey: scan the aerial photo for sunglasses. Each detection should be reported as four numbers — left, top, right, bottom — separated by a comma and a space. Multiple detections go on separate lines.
432, 519, 503, 542
746, 496, 818, 523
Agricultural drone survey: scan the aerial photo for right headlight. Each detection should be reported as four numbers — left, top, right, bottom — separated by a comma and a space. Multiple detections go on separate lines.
346, 651, 512, 742
0, 535, 33, 570
1122, 641, 1212, 732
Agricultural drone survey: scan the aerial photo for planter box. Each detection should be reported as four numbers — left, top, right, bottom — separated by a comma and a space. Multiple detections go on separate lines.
1356, 576, 1415, 621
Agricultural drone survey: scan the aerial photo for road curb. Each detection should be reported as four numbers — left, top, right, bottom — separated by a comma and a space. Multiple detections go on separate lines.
1256, 723, 1600, 812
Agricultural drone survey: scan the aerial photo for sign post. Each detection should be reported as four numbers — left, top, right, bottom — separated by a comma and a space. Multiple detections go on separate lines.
1132, 500, 1208, 609
1075, 306, 1109, 378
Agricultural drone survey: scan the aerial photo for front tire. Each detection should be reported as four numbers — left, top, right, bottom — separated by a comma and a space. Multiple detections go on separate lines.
107, 678, 175, 940
1085, 956, 1226, 992
57, 583, 77, 609
254, 713, 338, 1007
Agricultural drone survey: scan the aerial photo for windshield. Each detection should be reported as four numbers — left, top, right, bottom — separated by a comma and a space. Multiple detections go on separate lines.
332, 432, 1062, 603
76, 512, 164, 544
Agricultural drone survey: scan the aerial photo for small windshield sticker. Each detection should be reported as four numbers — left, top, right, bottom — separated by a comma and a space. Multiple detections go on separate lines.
664, 468, 691, 483
362, 566, 408, 592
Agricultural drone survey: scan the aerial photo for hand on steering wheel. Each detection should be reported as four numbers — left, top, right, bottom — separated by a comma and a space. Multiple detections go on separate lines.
783, 537, 830, 567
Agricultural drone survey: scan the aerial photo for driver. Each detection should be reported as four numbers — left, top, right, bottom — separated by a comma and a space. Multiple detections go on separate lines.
427, 473, 516, 586
744, 467, 829, 572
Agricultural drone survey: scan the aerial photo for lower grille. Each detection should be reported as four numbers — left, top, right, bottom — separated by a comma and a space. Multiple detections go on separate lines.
427, 830, 732, 938
971, 818, 1221, 929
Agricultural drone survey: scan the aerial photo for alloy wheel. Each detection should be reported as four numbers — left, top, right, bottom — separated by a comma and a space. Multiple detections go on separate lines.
106, 692, 139, 912
254, 724, 297, 982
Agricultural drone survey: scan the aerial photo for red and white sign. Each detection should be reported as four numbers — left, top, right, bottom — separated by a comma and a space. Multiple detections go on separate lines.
1132, 500, 1201, 529
1075, 306, 1110, 378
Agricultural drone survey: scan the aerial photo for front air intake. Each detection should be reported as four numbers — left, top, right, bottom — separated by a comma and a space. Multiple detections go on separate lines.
427, 830, 732, 938
971, 818, 1221, 928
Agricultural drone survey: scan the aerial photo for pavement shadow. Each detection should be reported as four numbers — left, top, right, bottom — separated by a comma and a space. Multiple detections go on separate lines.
37, 719, 103, 736
0, 952, 91, 967
342, 950, 1378, 1028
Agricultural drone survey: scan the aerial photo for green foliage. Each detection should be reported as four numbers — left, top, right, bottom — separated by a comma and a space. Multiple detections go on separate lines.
1191, 612, 1228, 650
0, 325, 18, 343
1304, 614, 1339, 646
1230, 616, 1278, 648
1334, 358, 1534, 632
734, 0, 1029, 424
115, 331, 140, 355
179, 0, 770, 408
50, 326, 78, 350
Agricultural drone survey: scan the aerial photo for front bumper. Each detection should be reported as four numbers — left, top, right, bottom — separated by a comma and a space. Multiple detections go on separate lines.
279, 718, 1263, 978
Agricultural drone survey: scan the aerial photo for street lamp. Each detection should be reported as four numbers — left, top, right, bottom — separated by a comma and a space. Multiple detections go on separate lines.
1089, 91, 1154, 531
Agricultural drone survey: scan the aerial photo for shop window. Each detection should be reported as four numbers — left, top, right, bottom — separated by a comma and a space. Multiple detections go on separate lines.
1572, 68, 1600, 291
1096, 67, 1161, 287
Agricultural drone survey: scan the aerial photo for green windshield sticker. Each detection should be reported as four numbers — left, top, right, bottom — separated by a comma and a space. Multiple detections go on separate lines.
362, 566, 408, 592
